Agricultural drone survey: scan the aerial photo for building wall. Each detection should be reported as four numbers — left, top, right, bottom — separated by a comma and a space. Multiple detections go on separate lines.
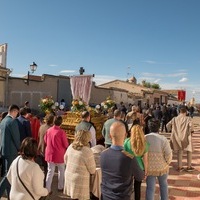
57, 78, 72, 110
90, 84, 112, 106
90, 83, 134, 107
100, 80, 169, 106
3, 75, 169, 112
7, 75, 72, 111
101, 80, 144, 94
0, 80, 5, 106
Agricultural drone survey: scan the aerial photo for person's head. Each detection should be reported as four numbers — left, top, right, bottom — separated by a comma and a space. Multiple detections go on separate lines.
131, 105, 138, 113
20, 137, 38, 159
8, 104, 20, 118
145, 108, 153, 116
130, 124, 145, 156
156, 106, 160, 110
72, 130, 91, 150
45, 114, 55, 126
148, 118, 160, 133
24, 101, 29, 107
110, 121, 126, 145
0, 111, 8, 121
113, 109, 121, 119
81, 111, 90, 122
54, 116, 63, 126
179, 106, 187, 114
120, 111, 126, 121
19, 107, 28, 117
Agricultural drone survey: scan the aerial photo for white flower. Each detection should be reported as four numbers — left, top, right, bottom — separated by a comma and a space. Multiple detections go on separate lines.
59, 105, 64, 110
101, 102, 105, 106
96, 105, 100, 109
55, 102, 59, 106
51, 105, 56, 110
104, 105, 108, 109
79, 101, 83, 105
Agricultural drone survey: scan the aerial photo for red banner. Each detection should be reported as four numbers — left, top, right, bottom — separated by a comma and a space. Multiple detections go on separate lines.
178, 90, 186, 101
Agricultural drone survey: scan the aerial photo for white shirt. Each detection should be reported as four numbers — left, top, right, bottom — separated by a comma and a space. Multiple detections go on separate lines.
7, 156, 48, 200
90, 126, 96, 147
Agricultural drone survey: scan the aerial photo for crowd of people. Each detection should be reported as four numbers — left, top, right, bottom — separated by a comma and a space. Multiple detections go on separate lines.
0, 100, 195, 200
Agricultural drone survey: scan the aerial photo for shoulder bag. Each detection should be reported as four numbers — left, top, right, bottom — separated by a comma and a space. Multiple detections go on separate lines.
16, 157, 47, 200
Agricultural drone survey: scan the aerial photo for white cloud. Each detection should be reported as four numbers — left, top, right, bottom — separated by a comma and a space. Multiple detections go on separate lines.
11, 73, 26, 77
59, 70, 76, 74
141, 72, 187, 78
137, 77, 155, 82
154, 79, 161, 83
142, 60, 157, 64
179, 77, 188, 82
48, 64, 58, 67
142, 60, 175, 65
94, 75, 125, 85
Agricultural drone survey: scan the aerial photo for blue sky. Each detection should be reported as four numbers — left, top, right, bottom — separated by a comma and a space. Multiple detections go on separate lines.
1, 0, 200, 102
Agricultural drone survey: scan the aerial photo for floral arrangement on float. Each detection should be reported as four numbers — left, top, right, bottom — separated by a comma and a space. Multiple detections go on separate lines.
71, 97, 87, 112
99, 96, 116, 112
39, 96, 55, 113
51, 102, 65, 111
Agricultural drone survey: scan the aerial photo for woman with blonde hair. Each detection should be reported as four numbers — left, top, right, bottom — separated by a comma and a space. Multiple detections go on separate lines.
64, 130, 96, 200
124, 124, 149, 200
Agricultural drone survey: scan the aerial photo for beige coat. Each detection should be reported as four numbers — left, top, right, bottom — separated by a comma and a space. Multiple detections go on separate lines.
64, 144, 96, 200
167, 114, 194, 152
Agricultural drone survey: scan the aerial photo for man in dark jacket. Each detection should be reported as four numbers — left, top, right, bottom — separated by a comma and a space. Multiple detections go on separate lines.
0, 104, 20, 198
100, 121, 144, 200
16, 107, 32, 143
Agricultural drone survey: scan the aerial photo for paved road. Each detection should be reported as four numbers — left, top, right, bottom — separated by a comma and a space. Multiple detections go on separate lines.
1, 115, 200, 200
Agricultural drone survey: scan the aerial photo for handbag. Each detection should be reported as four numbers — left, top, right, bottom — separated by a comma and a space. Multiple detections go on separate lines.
16, 157, 47, 200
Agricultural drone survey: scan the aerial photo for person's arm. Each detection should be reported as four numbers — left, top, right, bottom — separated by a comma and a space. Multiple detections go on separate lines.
11, 119, 21, 150
64, 150, 68, 165
6, 162, 13, 184
32, 165, 48, 196
61, 130, 69, 149
37, 127, 42, 152
90, 126, 96, 147
189, 120, 194, 135
163, 139, 172, 165
84, 148, 96, 175
166, 118, 173, 132
102, 124, 106, 138
142, 152, 148, 176
132, 157, 145, 182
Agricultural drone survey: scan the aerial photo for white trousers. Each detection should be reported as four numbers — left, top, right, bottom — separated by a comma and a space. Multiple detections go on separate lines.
45, 162, 65, 192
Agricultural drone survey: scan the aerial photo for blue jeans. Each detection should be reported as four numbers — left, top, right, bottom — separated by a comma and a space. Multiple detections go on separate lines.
146, 173, 168, 200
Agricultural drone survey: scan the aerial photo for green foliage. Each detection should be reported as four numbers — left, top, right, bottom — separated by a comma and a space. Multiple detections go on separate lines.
141, 80, 161, 89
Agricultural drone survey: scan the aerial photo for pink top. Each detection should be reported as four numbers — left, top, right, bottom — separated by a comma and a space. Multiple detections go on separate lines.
44, 125, 69, 163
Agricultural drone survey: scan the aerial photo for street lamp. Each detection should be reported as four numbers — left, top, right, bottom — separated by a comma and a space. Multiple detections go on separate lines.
25, 62, 38, 85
